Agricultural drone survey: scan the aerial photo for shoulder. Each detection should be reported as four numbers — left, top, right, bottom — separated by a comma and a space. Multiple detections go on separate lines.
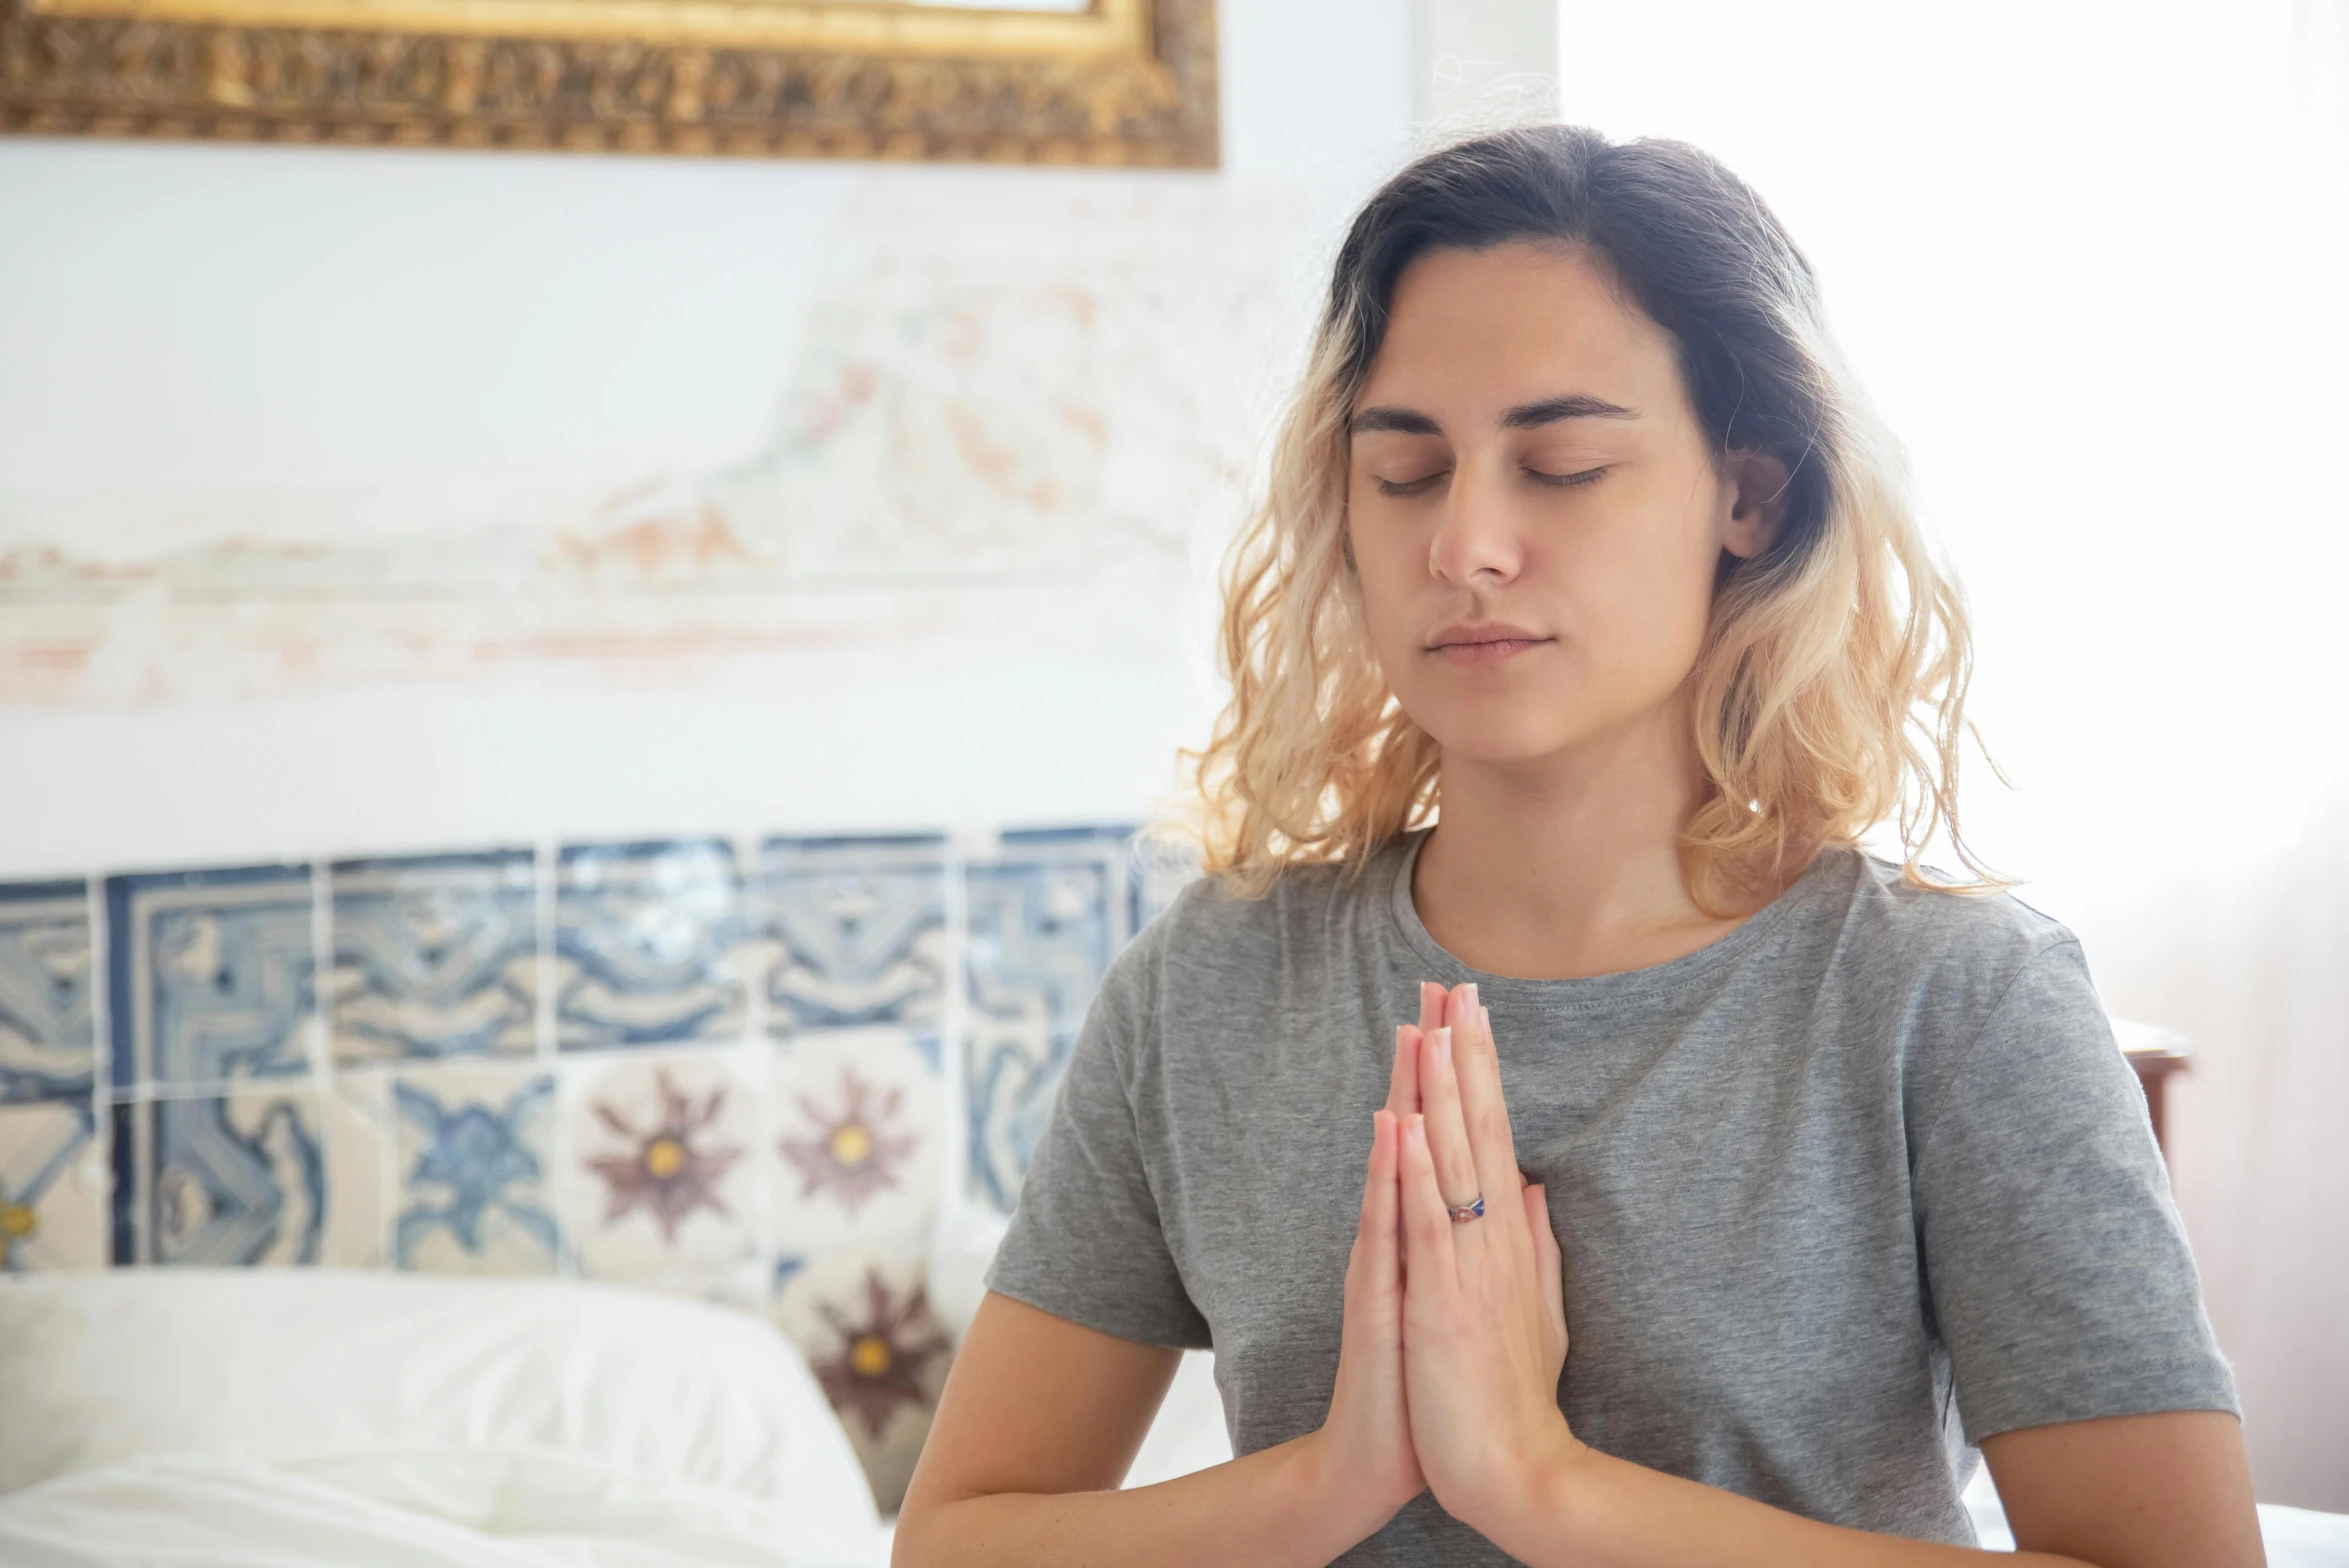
1809, 854, 2125, 1119
1095, 845, 1393, 1049
1818, 848, 2085, 998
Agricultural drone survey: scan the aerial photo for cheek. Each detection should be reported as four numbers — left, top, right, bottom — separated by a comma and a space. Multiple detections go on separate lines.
1343, 514, 1421, 662
1578, 518, 1717, 674
1526, 488, 1722, 730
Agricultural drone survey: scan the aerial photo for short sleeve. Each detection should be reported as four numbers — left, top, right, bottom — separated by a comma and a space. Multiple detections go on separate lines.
1912, 939, 2239, 1443
981, 939, 1212, 1350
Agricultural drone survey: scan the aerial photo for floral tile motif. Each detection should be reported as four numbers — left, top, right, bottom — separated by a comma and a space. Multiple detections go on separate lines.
387, 1062, 559, 1274
0, 1100, 104, 1271
0, 880, 95, 1105
136, 1090, 325, 1267
566, 1049, 758, 1290
106, 866, 317, 1092
770, 1247, 953, 1517
761, 835, 947, 1035
328, 851, 537, 1064
772, 1029, 941, 1256
554, 841, 752, 1051
963, 827, 1133, 1212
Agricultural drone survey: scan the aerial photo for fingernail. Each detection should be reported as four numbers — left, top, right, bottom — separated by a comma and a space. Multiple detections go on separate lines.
1432, 1026, 1451, 1060
1463, 983, 1479, 1013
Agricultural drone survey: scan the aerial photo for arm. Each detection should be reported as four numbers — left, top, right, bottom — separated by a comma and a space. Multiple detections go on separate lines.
1389, 982, 2264, 1568
892, 1291, 1387, 1568
897, 1012, 1443, 1568
1469, 1408, 2261, 1568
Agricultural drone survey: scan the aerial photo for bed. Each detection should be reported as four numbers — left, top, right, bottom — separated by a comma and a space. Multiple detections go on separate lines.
0, 1268, 896, 1567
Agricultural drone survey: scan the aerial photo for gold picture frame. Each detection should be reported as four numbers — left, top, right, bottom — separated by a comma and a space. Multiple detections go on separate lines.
0, 0, 1216, 164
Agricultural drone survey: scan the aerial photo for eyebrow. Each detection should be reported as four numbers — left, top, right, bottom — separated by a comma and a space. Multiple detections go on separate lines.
1348, 393, 1638, 437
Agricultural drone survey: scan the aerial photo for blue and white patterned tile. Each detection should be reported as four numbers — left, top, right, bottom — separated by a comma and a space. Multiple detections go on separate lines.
141, 1089, 325, 1267
0, 880, 95, 1105
965, 826, 1132, 1036
772, 1028, 942, 1256
761, 835, 947, 1035
0, 1100, 104, 1271
565, 1048, 759, 1292
106, 866, 317, 1092
328, 851, 538, 1064
554, 840, 752, 1051
379, 1061, 560, 1275
964, 1011, 1067, 1215
767, 1243, 952, 1517
320, 1075, 393, 1269
962, 827, 1132, 1211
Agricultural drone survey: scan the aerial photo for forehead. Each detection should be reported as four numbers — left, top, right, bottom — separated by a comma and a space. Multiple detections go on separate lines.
1358, 241, 1682, 416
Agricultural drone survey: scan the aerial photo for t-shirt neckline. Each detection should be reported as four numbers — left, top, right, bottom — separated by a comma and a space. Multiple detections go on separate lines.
1384, 825, 1845, 1009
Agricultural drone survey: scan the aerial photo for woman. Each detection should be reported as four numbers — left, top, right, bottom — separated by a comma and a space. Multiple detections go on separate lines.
894, 125, 2258, 1567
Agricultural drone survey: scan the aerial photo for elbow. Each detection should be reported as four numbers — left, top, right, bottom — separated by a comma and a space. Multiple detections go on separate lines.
888, 1483, 969, 1568
889, 1501, 934, 1568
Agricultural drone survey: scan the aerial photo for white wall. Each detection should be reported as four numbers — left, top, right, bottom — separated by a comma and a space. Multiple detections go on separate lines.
0, 0, 1414, 877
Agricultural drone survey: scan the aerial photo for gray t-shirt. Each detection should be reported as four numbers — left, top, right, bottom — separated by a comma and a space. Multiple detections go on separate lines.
984, 829, 2237, 1561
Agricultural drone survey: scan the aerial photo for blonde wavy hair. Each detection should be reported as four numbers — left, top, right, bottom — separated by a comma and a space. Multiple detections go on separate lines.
1160, 125, 2000, 912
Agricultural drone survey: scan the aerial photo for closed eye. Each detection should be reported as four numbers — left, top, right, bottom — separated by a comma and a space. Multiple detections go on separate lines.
1526, 465, 1609, 489
1374, 471, 1448, 498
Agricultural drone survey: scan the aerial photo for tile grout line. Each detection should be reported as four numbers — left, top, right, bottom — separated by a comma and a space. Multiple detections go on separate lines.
535, 837, 558, 1066
84, 872, 120, 1266
939, 822, 985, 1235
310, 860, 333, 1089
742, 829, 777, 1308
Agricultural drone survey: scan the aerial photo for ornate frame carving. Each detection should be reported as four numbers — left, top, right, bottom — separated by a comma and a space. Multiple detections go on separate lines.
0, 0, 1215, 164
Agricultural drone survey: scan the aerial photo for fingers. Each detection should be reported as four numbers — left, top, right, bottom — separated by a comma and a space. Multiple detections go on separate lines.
1350, 1113, 1403, 1331
1382, 980, 1440, 1120
1355, 1110, 1384, 1243
1384, 1024, 1422, 1118
1414, 1027, 1487, 1249
1523, 1180, 1569, 1376
1396, 1113, 1458, 1296
1365, 1111, 1401, 1288
1522, 1180, 1565, 1332
1444, 988, 1530, 1237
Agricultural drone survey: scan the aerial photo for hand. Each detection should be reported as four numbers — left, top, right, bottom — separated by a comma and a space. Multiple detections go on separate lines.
1307, 985, 1449, 1526
1395, 984, 1578, 1532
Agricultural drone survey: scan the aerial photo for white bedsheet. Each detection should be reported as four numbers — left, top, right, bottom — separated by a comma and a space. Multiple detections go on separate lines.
0, 1451, 897, 1568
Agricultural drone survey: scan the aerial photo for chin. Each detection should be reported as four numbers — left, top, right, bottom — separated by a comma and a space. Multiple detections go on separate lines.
1415, 709, 1587, 766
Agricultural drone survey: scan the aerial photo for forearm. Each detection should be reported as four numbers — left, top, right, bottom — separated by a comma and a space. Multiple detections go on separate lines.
1484, 1444, 2091, 1568
894, 1431, 1394, 1568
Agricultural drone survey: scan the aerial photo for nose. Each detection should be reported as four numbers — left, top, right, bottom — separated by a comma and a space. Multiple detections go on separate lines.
1425, 459, 1524, 587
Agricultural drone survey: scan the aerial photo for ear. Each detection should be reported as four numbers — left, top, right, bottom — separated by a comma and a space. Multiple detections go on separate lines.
1719, 448, 1791, 561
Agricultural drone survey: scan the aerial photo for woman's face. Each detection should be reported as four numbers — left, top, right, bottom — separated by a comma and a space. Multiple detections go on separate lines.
1345, 241, 1779, 767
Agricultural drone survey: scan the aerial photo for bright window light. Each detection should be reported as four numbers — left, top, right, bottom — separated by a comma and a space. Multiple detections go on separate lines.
1557, 0, 2349, 918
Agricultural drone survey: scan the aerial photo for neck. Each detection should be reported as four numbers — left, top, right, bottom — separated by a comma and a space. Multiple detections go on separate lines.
1411, 689, 1765, 981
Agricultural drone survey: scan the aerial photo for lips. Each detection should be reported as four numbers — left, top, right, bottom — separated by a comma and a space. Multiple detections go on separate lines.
1426, 622, 1551, 664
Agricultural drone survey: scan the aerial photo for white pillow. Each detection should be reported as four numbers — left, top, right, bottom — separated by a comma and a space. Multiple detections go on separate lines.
0, 1267, 878, 1540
